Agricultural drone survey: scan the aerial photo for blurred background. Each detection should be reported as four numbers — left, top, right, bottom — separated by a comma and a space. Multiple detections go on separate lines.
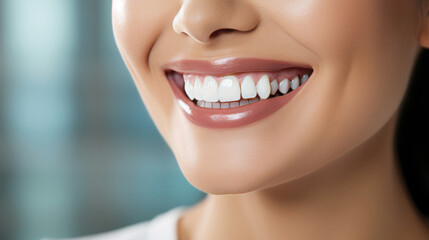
0, 1, 205, 240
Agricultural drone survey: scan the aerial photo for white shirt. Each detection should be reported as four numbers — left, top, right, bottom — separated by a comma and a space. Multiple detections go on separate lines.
45, 206, 188, 240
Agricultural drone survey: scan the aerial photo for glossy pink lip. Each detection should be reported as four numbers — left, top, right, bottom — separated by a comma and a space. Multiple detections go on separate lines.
162, 57, 312, 76
163, 58, 312, 129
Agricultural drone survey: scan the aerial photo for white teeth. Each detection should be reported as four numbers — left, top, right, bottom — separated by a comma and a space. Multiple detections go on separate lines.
240, 99, 249, 106
219, 76, 241, 102
249, 97, 260, 104
291, 76, 300, 90
197, 100, 248, 108
212, 102, 220, 109
279, 79, 290, 94
202, 76, 219, 102
185, 73, 310, 106
270, 79, 278, 95
221, 102, 230, 109
194, 77, 204, 100
230, 102, 239, 108
197, 100, 204, 107
301, 74, 309, 84
256, 74, 271, 99
241, 75, 257, 99
204, 101, 212, 108
184, 80, 194, 100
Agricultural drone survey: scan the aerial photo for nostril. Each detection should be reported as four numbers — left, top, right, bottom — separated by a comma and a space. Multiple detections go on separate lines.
209, 28, 236, 39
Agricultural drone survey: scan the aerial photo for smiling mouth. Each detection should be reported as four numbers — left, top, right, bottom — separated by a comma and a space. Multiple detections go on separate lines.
163, 58, 313, 128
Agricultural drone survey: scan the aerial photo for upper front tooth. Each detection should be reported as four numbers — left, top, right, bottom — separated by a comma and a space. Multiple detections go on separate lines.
219, 76, 241, 102
256, 74, 270, 100
270, 79, 278, 95
279, 79, 290, 94
291, 76, 300, 90
185, 80, 194, 100
301, 74, 309, 84
241, 75, 257, 99
203, 76, 219, 102
194, 77, 204, 100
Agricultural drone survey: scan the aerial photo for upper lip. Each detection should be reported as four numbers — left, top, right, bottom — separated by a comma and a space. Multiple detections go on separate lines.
162, 57, 313, 76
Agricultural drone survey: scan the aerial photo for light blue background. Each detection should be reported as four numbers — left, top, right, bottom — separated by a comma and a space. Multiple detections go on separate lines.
0, 1, 205, 239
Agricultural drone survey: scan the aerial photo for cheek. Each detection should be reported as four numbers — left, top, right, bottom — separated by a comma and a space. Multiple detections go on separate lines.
112, 0, 180, 136
265, 0, 417, 117
261, 0, 418, 171
112, 0, 176, 65
264, 0, 386, 59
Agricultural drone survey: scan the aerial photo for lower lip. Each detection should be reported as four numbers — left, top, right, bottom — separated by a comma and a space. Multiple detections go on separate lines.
167, 75, 307, 129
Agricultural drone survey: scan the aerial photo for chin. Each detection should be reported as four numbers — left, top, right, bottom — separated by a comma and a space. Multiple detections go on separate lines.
178, 162, 273, 195
171, 142, 311, 195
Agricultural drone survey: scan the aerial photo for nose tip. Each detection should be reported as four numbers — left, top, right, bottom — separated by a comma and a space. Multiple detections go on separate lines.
172, 0, 260, 44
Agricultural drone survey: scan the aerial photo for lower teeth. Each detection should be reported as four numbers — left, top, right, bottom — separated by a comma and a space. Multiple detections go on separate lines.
195, 97, 262, 109
194, 88, 293, 109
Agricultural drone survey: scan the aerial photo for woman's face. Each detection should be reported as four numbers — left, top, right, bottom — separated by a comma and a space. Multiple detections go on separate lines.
112, 0, 424, 194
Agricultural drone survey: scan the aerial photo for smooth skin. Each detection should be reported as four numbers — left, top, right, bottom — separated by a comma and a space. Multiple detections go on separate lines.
112, 0, 429, 239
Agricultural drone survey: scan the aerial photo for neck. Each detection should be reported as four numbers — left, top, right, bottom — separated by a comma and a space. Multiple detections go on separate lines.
179, 114, 429, 240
